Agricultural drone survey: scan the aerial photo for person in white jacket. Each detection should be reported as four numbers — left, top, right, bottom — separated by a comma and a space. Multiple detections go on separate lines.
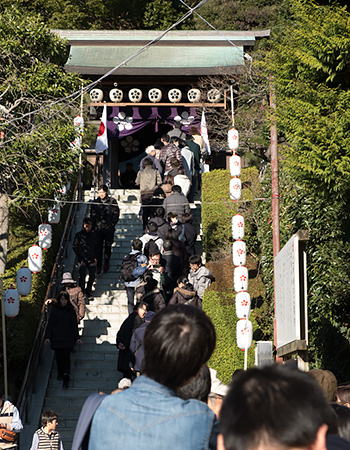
188, 255, 215, 300
174, 168, 191, 197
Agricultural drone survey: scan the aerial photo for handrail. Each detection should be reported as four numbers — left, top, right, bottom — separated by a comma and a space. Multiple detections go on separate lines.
17, 169, 83, 426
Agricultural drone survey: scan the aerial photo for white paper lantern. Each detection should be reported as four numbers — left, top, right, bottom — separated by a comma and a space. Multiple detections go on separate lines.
232, 214, 245, 240
17, 267, 32, 297
168, 89, 182, 103
229, 154, 241, 177
148, 88, 162, 103
236, 319, 253, 349
38, 223, 52, 250
4, 287, 20, 318
232, 240, 246, 266
109, 88, 123, 103
234, 265, 248, 292
187, 89, 201, 103
207, 89, 221, 103
89, 89, 103, 103
48, 203, 61, 224
228, 128, 239, 150
230, 177, 242, 200
235, 291, 251, 319
128, 88, 142, 103
73, 116, 84, 134
28, 245, 42, 273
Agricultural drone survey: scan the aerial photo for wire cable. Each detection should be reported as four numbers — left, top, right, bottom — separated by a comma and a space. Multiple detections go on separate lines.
0, 0, 209, 139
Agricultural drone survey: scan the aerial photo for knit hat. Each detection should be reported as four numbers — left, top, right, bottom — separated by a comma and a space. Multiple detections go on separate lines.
118, 378, 132, 389
145, 145, 155, 154
61, 272, 76, 285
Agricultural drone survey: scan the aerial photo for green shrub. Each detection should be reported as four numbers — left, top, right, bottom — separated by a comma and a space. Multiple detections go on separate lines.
203, 290, 256, 384
202, 167, 261, 257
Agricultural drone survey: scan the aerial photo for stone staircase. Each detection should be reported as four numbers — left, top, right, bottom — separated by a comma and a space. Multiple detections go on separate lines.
39, 189, 202, 450
42, 189, 143, 450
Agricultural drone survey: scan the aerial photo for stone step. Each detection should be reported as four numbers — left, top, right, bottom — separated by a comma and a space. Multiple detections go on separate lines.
48, 377, 117, 391
85, 306, 127, 316
46, 386, 103, 399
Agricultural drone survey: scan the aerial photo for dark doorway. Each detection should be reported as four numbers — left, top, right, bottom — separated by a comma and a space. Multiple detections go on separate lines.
111, 121, 171, 188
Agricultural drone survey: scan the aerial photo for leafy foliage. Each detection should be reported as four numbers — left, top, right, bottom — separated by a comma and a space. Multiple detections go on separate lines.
0, 0, 196, 30
203, 290, 256, 384
0, 7, 83, 214
267, 0, 350, 198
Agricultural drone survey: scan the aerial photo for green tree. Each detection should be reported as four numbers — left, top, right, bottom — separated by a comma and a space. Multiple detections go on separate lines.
267, 0, 350, 198
143, 0, 191, 30
0, 6, 83, 274
192, 0, 281, 30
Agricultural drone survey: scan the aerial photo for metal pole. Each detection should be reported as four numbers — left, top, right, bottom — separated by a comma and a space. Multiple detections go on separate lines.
0, 279, 8, 400
230, 85, 234, 127
269, 76, 281, 360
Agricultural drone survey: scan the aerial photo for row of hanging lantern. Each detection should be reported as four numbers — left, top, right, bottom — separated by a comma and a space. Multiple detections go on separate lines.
4, 199, 63, 317
90, 88, 222, 104
228, 123, 253, 368
4, 114, 74, 318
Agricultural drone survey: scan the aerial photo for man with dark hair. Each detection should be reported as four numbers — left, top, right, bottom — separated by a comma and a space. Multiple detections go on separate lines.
159, 135, 183, 173
140, 222, 163, 257
135, 158, 162, 229
89, 305, 218, 449
168, 121, 186, 141
148, 207, 170, 240
163, 185, 190, 217
218, 365, 337, 450
90, 184, 120, 274
72, 218, 98, 298
186, 133, 201, 202
162, 239, 183, 300
122, 239, 148, 314
188, 254, 215, 300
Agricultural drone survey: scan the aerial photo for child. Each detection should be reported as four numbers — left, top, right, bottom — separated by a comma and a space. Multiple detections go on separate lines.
30, 411, 64, 450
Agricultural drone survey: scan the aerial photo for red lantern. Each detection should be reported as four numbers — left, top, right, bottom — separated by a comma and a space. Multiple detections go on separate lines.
235, 291, 251, 319
28, 245, 42, 273
230, 177, 241, 200
232, 240, 246, 266
38, 224, 52, 250
4, 287, 20, 318
234, 266, 248, 292
232, 214, 245, 240
48, 203, 61, 224
16, 267, 32, 297
236, 319, 253, 349
228, 128, 239, 150
229, 154, 241, 177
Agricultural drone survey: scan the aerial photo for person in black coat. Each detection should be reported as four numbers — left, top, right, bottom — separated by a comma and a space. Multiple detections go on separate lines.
116, 302, 147, 380
45, 291, 82, 389
161, 240, 183, 302
72, 217, 98, 298
90, 184, 120, 274
180, 213, 198, 257
148, 207, 170, 241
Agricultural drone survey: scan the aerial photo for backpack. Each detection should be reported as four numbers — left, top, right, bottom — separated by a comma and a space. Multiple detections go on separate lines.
144, 238, 161, 258
120, 253, 138, 282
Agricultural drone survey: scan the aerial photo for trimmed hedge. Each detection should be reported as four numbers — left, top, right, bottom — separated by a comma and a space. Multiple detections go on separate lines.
203, 290, 256, 384
202, 167, 260, 257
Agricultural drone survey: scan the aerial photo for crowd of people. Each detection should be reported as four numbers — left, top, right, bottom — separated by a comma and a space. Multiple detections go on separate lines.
6, 129, 348, 450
